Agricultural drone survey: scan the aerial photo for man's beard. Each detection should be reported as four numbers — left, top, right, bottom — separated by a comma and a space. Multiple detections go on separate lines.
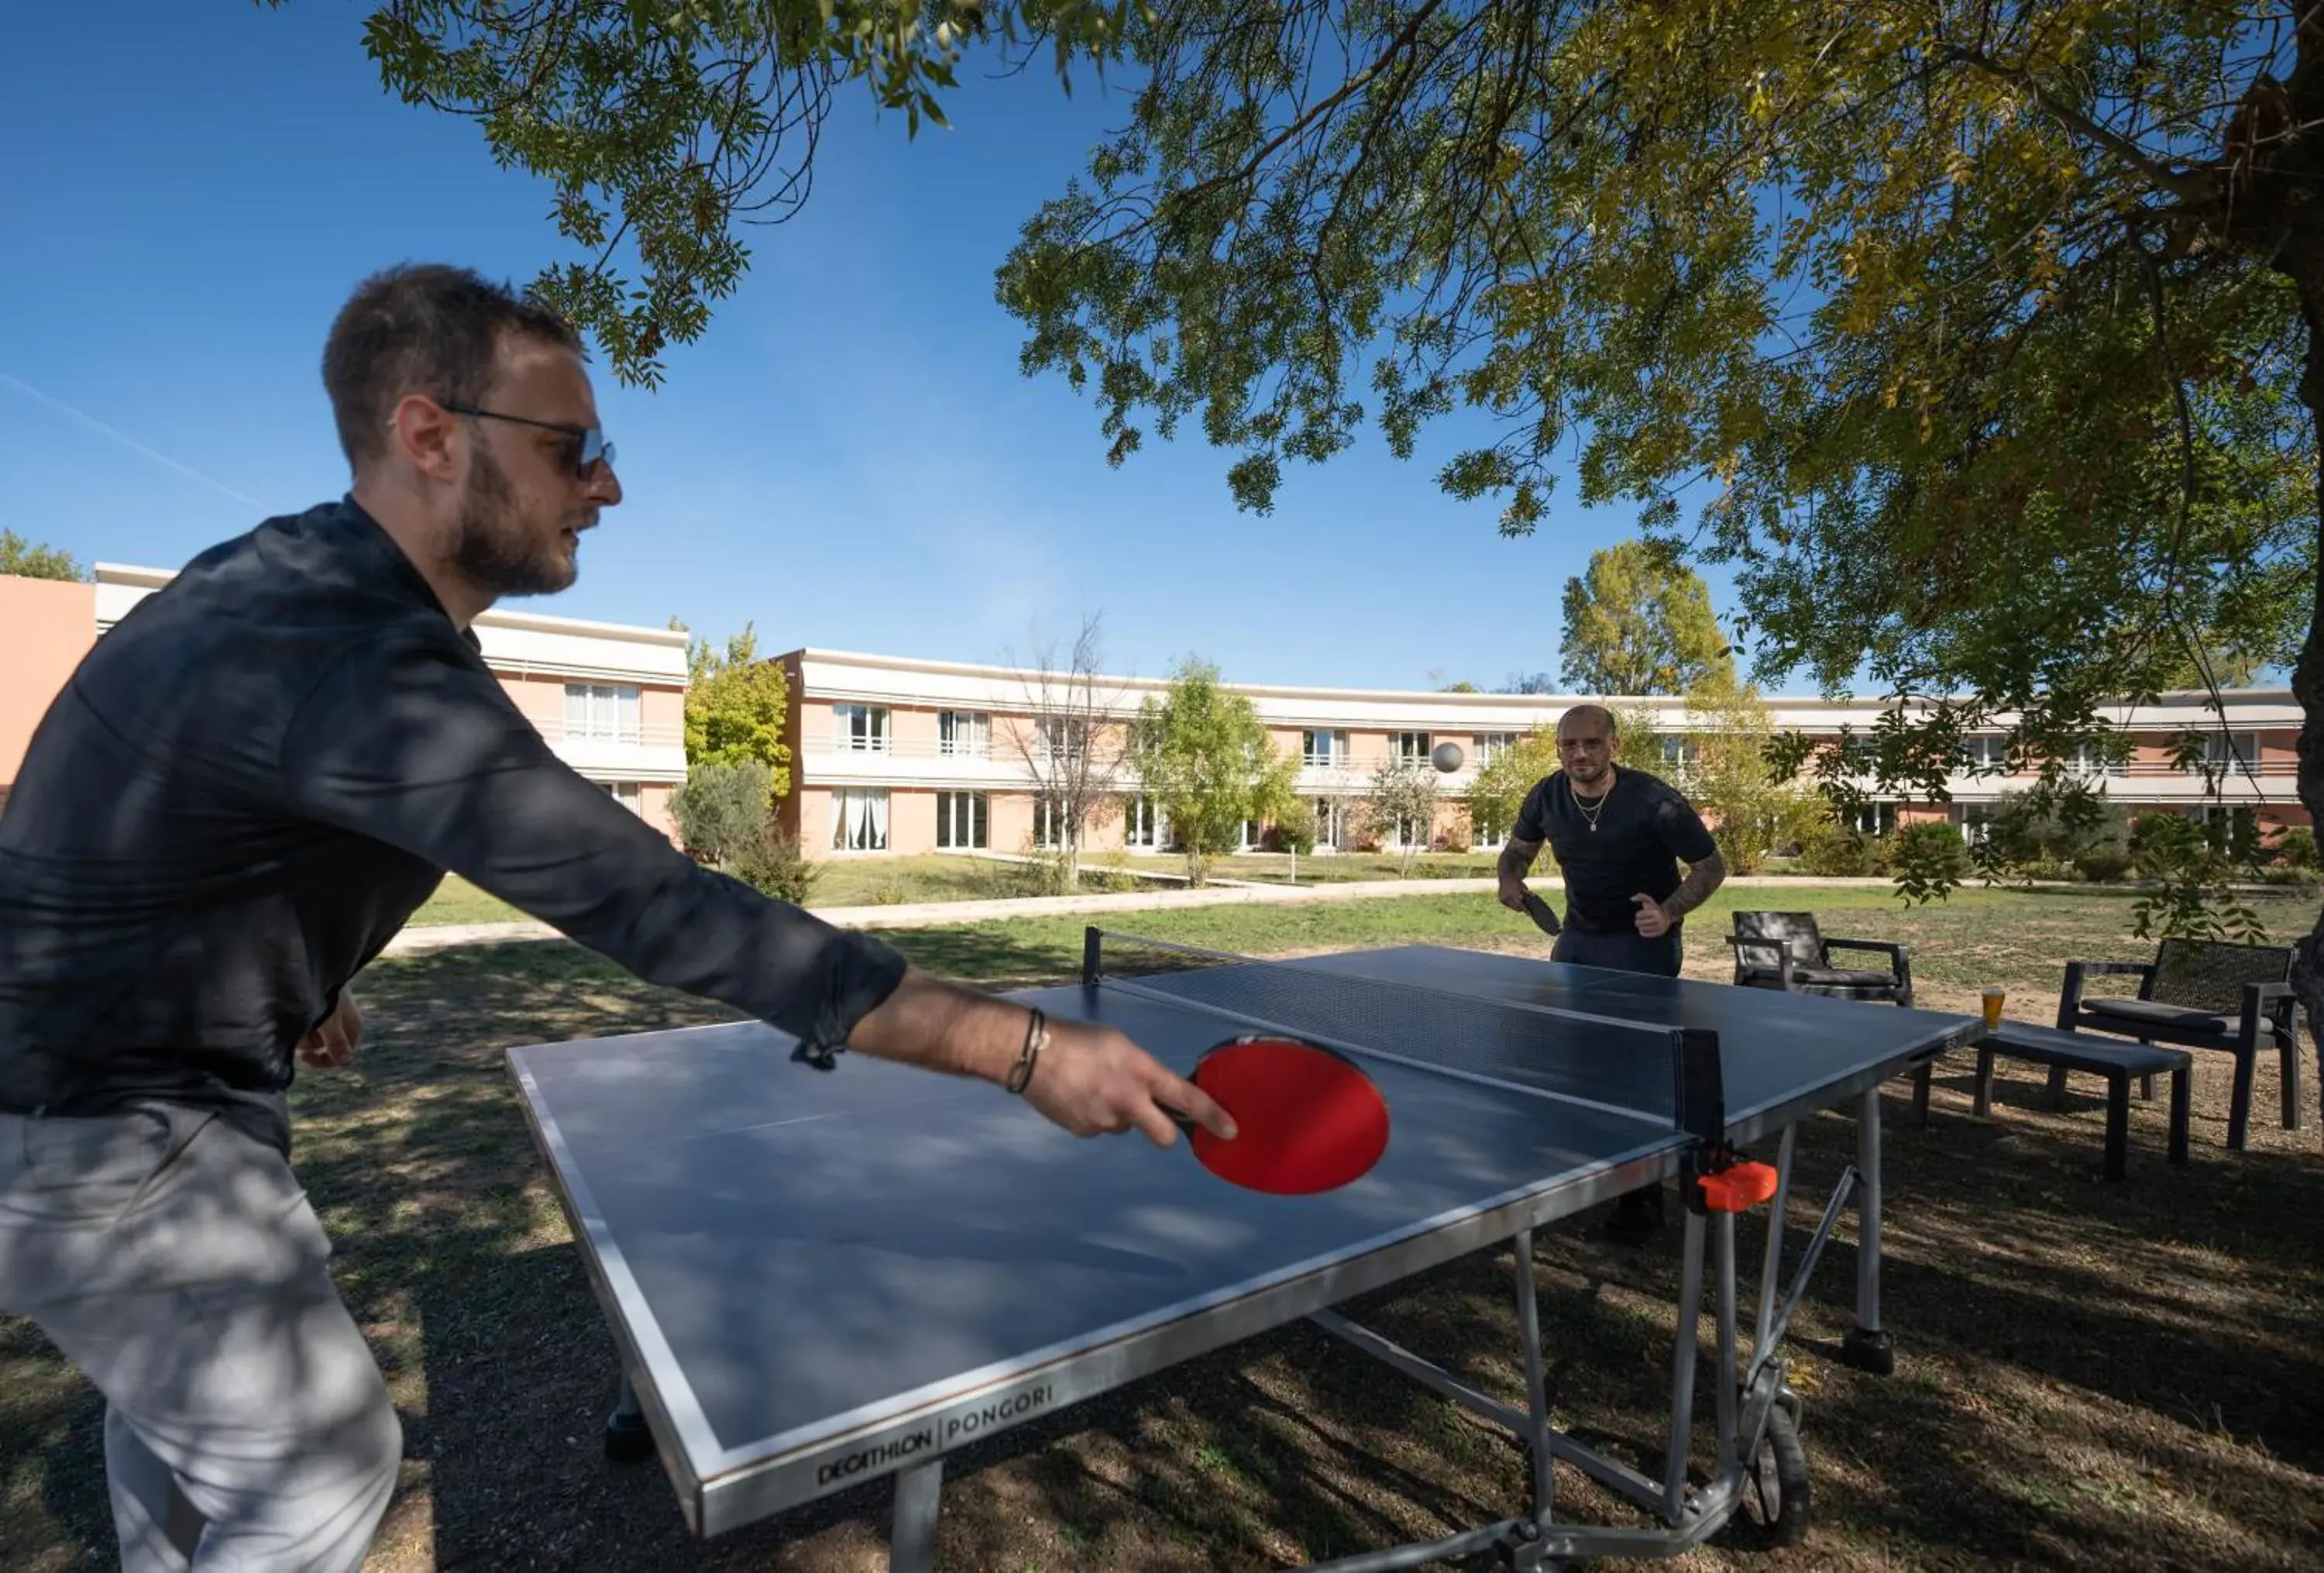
449, 445, 577, 599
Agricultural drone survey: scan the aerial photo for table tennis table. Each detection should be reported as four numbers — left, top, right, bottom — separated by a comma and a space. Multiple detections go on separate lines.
506, 929, 1985, 1570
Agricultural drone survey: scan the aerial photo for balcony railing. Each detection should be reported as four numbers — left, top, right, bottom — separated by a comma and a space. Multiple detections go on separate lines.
536, 720, 686, 749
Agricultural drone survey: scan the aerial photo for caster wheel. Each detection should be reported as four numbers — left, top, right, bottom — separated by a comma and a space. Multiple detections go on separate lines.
1841, 1324, 1893, 1375
1744, 1402, 1811, 1548
604, 1403, 655, 1464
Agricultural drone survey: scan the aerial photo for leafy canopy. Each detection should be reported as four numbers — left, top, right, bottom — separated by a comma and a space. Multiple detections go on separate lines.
1560, 540, 1736, 696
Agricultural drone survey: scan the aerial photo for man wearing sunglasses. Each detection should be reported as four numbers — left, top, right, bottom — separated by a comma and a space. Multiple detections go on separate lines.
0, 263, 1236, 1573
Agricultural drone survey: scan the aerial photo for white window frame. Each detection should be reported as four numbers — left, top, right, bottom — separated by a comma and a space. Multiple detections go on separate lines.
1394, 731, 1432, 762
832, 704, 890, 752
830, 787, 890, 851
604, 781, 643, 815
938, 711, 990, 757
1313, 797, 1346, 850
563, 683, 641, 743
936, 790, 988, 849
1473, 731, 1517, 766
1122, 793, 1167, 848
1301, 728, 1347, 767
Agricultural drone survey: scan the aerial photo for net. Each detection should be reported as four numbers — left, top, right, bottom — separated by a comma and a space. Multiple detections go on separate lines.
1088, 930, 1693, 1127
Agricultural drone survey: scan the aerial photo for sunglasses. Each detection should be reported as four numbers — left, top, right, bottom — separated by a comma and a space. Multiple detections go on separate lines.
438, 402, 616, 478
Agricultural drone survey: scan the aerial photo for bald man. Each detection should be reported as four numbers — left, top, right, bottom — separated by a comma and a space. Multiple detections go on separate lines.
1497, 703, 1726, 1241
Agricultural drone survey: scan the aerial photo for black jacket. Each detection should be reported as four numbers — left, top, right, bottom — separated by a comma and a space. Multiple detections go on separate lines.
0, 498, 905, 1155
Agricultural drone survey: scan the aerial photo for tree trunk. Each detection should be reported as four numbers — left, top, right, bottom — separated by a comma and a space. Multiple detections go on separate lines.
2287, 275, 2324, 1076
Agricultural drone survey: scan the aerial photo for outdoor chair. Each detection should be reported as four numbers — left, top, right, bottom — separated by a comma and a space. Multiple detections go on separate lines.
1724, 911, 1915, 1006
2054, 936, 2308, 1151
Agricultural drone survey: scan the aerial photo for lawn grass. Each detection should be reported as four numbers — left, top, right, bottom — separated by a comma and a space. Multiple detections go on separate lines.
5, 887, 2321, 1572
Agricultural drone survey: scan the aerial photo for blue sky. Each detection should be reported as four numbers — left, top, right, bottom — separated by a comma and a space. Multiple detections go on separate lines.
1, 0, 1758, 694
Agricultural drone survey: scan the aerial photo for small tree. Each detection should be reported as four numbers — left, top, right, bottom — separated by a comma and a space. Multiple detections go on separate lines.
1672, 678, 1824, 876
1560, 540, 1737, 697
0, 530, 83, 581
1131, 657, 1301, 886
1468, 727, 1562, 851
999, 612, 1131, 891
1361, 756, 1441, 877
683, 622, 791, 801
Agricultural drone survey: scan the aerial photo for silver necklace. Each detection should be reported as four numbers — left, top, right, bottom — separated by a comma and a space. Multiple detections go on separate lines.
1570, 773, 1613, 832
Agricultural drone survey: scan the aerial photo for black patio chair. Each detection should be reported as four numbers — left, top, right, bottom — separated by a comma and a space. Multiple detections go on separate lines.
1724, 910, 1915, 1006
2054, 936, 2306, 1151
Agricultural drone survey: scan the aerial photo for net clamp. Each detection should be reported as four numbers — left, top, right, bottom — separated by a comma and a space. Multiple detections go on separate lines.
1682, 1141, 1779, 1216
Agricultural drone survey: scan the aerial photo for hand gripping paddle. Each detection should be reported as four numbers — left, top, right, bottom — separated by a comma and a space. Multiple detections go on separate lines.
1171, 1034, 1391, 1195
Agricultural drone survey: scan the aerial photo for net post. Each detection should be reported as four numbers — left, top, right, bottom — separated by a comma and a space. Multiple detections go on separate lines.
1081, 926, 1103, 987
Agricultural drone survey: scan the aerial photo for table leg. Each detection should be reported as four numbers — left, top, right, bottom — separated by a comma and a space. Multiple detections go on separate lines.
2169, 1066, 2192, 1165
1911, 1061, 1932, 1128
2103, 1071, 2129, 1182
1972, 1046, 1995, 1117
891, 1458, 945, 1573
1841, 1085, 1893, 1375
604, 1372, 653, 1463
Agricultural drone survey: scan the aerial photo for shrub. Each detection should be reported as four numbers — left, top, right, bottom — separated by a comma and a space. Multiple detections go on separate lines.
2074, 844, 2134, 883
1797, 828, 1879, 877
1889, 821, 1968, 893
669, 759, 775, 863
727, 825, 819, 906
2275, 826, 2316, 869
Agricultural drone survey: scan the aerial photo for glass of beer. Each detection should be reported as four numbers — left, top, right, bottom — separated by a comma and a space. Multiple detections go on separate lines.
1981, 990, 2006, 1029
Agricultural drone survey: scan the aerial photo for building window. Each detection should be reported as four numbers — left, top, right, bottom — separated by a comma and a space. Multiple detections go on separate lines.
1122, 793, 1167, 848
1313, 797, 1346, 850
833, 704, 889, 752
2199, 731, 2260, 773
937, 790, 988, 849
939, 711, 989, 757
1471, 804, 1507, 848
832, 788, 889, 851
1660, 737, 1699, 769
1847, 801, 1897, 837
1959, 735, 2009, 771
1474, 731, 1517, 766
1032, 795, 1067, 850
1389, 811, 1429, 848
1394, 731, 1432, 762
604, 782, 643, 815
1302, 729, 1347, 767
564, 683, 641, 742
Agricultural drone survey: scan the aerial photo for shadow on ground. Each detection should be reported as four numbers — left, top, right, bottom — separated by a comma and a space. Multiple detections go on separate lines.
2, 936, 2320, 1573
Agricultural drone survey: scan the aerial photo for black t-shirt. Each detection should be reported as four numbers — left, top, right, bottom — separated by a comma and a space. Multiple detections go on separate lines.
0, 497, 908, 1156
1512, 766, 1718, 934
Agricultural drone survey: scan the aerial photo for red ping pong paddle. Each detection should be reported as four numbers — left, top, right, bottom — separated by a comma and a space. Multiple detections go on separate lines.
1170, 1034, 1390, 1195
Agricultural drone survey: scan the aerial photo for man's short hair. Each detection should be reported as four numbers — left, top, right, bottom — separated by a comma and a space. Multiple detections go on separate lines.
321, 263, 583, 470
1557, 703, 1618, 738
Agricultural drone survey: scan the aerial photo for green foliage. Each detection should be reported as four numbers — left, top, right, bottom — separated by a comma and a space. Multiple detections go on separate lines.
2075, 844, 2135, 883
1360, 756, 1441, 876
1560, 541, 1735, 696
2277, 826, 2318, 870
1968, 790, 2133, 885
683, 621, 791, 794
2126, 811, 2267, 944
290, 0, 1145, 388
725, 824, 820, 906
0, 530, 84, 581
1131, 656, 1300, 886
1467, 725, 1559, 848
1890, 822, 1970, 906
1666, 676, 1824, 875
1797, 827, 1882, 879
668, 759, 775, 862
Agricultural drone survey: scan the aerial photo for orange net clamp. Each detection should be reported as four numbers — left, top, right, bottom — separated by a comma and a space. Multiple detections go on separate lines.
1696, 1161, 1779, 1213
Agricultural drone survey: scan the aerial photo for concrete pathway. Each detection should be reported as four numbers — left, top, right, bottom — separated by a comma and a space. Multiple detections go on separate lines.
376, 872, 1945, 958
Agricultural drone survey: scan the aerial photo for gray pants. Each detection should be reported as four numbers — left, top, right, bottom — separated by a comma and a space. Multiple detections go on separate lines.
0, 1100, 401, 1571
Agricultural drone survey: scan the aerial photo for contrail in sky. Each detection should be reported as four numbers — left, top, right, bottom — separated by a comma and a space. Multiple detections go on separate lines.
0, 369, 263, 509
